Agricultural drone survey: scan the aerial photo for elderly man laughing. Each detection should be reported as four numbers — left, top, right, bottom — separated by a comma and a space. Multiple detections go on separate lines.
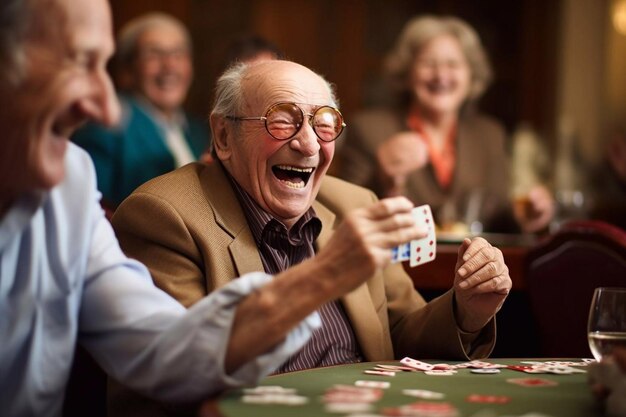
113, 60, 512, 374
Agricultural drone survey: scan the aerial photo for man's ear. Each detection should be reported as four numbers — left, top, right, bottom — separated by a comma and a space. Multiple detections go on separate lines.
210, 114, 232, 161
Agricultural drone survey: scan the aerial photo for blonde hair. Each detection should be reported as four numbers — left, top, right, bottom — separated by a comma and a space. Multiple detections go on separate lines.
385, 15, 492, 101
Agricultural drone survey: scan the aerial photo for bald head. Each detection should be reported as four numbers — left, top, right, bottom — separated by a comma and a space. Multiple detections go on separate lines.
211, 60, 338, 121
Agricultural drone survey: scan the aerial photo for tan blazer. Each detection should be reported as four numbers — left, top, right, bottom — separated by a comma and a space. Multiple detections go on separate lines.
337, 108, 515, 232
112, 162, 495, 361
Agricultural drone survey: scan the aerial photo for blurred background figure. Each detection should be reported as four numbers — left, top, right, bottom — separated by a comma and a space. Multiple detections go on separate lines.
73, 12, 210, 210
337, 15, 554, 234
224, 33, 284, 66
588, 126, 626, 230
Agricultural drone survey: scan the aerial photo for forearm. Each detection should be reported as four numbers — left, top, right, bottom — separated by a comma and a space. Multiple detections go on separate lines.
225, 196, 422, 372
225, 255, 348, 373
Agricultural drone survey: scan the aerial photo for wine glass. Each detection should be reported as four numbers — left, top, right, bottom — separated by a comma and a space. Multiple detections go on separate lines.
587, 287, 626, 361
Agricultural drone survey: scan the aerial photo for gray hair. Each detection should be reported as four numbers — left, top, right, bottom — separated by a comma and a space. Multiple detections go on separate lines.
385, 15, 492, 102
211, 60, 340, 119
115, 12, 191, 70
0, 0, 29, 86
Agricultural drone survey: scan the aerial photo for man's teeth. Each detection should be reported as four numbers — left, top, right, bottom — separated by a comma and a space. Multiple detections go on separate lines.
275, 165, 313, 173
274, 165, 313, 189
281, 180, 305, 189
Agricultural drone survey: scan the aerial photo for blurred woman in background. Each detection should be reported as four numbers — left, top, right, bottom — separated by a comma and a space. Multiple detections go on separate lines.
337, 15, 553, 233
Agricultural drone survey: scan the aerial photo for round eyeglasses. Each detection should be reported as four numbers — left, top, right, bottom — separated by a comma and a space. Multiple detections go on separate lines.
226, 102, 346, 142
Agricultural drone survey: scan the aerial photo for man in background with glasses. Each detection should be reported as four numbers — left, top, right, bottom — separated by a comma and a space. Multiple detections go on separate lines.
111, 59, 511, 413
73, 12, 210, 211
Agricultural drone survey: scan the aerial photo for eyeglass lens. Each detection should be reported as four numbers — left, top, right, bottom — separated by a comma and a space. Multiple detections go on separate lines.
265, 103, 343, 142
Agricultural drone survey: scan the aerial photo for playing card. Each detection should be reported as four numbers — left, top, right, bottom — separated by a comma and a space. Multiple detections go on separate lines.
243, 386, 296, 394
470, 368, 501, 374
382, 401, 459, 417
355, 380, 390, 389
506, 377, 558, 387
375, 364, 416, 372
466, 394, 511, 404
391, 242, 411, 263
400, 357, 435, 371
402, 389, 445, 399
410, 204, 436, 267
363, 369, 395, 377
424, 370, 457, 376
324, 402, 373, 413
466, 360, 507, 369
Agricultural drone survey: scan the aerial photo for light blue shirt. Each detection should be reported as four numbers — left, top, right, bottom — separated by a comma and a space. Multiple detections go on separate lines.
0, 144, 321, 417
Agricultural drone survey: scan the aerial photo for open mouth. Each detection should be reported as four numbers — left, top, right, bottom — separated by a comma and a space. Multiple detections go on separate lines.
155, 74, 183, 89
51, 106, 88, 139
272, 165, 315, 189
51, 119, 80, 139
427, 82, 453, 94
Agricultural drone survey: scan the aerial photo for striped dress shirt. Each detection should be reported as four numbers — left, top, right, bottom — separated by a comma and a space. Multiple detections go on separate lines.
229, 176, 363, 373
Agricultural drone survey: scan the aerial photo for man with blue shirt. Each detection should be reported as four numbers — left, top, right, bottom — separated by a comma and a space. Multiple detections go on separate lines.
0, 1, 424, 415
73, 12, 209, 208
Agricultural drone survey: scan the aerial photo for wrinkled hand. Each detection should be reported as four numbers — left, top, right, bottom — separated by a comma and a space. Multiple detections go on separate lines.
590, 348, 626, 399
376, 132, 429, 197
589, 348, 626, 416
316, 197, 427, 295
514, 185, 554, 233
453, 237, 511, 333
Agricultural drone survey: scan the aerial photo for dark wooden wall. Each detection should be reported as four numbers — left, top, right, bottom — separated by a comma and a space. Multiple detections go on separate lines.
110, 0, 560, 138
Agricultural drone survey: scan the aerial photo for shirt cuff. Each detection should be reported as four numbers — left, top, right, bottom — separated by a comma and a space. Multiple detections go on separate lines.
192, 272, 321, 391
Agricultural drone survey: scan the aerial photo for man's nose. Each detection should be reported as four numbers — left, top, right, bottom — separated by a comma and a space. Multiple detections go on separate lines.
80, 70, 121, 127
289, 122, 321, 156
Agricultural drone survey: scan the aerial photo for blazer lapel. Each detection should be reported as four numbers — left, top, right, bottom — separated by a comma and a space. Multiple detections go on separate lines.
313, 198, 390, 361
202, 163, 264, 276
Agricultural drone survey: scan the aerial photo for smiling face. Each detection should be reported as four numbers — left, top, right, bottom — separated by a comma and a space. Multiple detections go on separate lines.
0, 0, 119, 201
130, 24, 192, 117
409, 34, 471, 118
214, 61, 336, 228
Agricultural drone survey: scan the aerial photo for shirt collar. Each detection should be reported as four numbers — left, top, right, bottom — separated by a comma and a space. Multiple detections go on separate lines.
0, 190, 46, 251
132, 94, 187, 130
226, 171, 321, 247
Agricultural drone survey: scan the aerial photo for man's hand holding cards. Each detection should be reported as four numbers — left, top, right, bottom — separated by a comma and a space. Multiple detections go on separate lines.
391, 204, 436, 267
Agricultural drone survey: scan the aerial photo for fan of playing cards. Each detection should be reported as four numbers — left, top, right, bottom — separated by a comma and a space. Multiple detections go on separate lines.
391, 204, 437, 267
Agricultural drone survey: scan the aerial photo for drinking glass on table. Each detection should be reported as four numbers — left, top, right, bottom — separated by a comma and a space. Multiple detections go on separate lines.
588, 287, 626, 361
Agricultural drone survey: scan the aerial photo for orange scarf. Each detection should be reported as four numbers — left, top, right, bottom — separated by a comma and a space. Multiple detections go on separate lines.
406, 108, 457, 189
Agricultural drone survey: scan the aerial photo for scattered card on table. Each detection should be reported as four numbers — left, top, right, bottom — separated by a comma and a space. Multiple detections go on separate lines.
506, 377, 558, 387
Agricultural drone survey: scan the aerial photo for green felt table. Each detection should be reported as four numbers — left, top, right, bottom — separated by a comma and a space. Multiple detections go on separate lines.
209, 359, 601, 417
